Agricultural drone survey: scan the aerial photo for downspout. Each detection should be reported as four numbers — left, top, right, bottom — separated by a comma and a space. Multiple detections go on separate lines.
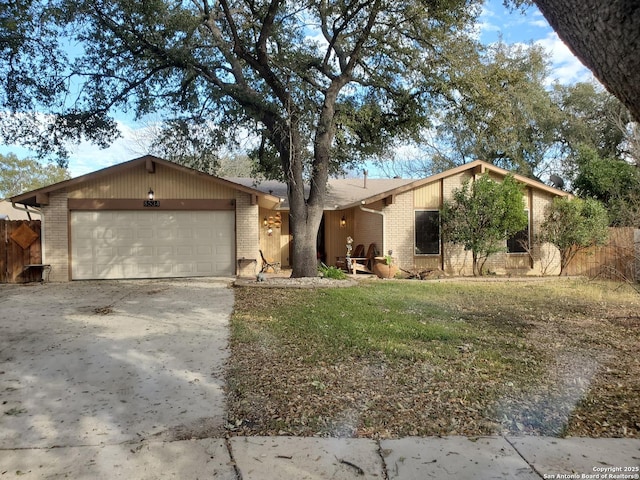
11, 202, 42, 221
359, 202, 386, 255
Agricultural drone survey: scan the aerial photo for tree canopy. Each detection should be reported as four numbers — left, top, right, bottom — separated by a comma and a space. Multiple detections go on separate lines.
571, 146, 640, 227
551, 82, 640, 227
373, 42, 635, 191
0, 0, 483, 277
431, 42, 562, 178
0, 153, 71, 198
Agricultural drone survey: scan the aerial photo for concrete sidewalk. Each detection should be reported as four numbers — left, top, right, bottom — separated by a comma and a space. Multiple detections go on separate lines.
2, 436, 639, 479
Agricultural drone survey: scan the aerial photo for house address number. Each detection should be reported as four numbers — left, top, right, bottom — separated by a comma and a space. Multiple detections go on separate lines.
143, 200, 160, 207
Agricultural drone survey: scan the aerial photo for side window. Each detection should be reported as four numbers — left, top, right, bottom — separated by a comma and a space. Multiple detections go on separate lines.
415, 210, 440, 255
507, 211, 529, 253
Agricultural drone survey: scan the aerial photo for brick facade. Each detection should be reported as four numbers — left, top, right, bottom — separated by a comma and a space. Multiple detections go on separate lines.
384, 191, 414, 267
41, 190, 70, 282
374, 170, 563, 277
236, 191, 260, 277
14, 157, 567, 280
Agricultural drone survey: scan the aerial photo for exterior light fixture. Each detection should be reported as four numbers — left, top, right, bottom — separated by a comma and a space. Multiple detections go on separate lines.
340, 215, 347, 228
263, 216, 269, 227
148, 188, 154, 200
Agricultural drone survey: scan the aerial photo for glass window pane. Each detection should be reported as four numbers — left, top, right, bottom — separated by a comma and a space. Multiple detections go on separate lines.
507, 211, 529, 253
415, 211, 440, 255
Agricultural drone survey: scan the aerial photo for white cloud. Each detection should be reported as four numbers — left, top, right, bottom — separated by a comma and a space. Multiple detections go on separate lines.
535, 32, 594, 85
66, 121, 154, 177
529, 19, 549, 28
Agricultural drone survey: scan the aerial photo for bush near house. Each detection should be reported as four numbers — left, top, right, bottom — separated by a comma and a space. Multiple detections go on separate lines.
441, 174, 528, 276
539, 197, 610, 275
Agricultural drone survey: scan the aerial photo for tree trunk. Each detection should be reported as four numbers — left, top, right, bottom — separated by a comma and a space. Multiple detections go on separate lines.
472, 251, 480, 276
289, 206, 324, 278
283, 81, 341, 278
533, 0, 640, 122
274, 121, 327, 278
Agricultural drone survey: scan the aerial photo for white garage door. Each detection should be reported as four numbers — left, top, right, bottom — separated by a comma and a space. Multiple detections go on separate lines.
71, 211, 235, 279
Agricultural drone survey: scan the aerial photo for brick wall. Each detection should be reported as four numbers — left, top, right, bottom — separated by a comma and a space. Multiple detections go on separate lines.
235, 191, 260, 277
531, 191, 561, 275
42, 190, 70, 282
383, 191, 414, 270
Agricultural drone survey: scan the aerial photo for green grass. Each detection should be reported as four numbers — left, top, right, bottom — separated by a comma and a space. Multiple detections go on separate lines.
229, 278, 640, 438
279, 285, 467, 359
233, 280, 557, 371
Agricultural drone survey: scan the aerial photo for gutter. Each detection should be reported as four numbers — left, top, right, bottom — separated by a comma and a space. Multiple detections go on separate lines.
11, 202, 42, 221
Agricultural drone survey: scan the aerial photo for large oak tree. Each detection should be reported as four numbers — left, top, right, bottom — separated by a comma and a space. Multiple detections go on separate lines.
531, 0, 640, 123
0, 0, 481, 277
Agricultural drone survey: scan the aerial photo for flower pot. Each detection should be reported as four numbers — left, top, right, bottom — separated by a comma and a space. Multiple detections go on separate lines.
372, 257, 399, 279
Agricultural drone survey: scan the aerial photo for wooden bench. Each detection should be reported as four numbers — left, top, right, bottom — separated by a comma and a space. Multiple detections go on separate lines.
22, 264, 51, 282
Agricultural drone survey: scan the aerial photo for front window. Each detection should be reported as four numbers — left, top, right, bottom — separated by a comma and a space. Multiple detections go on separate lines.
507, 211, 529, 253
415, 210, 440, 255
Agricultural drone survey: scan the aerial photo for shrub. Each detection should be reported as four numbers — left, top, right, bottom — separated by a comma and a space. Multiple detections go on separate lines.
318, 263, 348, 280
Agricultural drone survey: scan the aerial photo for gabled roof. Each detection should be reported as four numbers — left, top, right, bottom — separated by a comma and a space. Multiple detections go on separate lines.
340, 160, 571, 209
227, 176, 414, 209
10, 155, 282, 207
230, 160, 570, 210
11, 157, 569, 211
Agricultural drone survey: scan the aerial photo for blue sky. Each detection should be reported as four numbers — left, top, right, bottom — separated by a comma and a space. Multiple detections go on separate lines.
2, 0, 594, 178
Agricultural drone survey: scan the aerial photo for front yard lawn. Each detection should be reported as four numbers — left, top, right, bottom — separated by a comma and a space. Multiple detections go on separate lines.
227, 278, 640, 438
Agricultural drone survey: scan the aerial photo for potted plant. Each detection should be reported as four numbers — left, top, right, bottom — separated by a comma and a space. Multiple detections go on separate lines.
373, 251, 399, 279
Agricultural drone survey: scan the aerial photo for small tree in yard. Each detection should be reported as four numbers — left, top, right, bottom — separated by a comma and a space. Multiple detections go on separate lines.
441, 174, 528, 276
539, 197, 609, 276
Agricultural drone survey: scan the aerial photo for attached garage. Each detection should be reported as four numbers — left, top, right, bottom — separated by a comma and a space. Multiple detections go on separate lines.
71, 210, 235, 279
9, 155, 280, 282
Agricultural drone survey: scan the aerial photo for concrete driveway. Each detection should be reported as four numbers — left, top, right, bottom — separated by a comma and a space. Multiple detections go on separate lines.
0, 278, 232, 450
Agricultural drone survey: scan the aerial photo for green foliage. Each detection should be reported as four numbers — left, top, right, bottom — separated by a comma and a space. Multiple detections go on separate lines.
539, 197, 609, 274
571, 146, 640, 226
0, 153, 70, 198
0, 0, 481, 170
441, 174, 528, 276
0, 0, 484, 277
318, 263, 347, 280
424, 42, 563, 178
553, 82, 629, 163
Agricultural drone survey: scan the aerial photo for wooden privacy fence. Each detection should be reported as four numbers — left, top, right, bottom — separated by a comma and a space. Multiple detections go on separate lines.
565, 227, 640, 281
0, 220, 44, 283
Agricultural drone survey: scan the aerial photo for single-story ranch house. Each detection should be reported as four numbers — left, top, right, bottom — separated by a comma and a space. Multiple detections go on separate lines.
10, 155, 570, 281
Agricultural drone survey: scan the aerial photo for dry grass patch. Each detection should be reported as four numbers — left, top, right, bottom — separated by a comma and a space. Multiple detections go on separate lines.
227, 278, 640, 438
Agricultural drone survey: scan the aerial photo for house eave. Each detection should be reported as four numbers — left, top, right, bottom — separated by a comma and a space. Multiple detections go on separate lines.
10, 155, 281, 208
340, 160, 572, 209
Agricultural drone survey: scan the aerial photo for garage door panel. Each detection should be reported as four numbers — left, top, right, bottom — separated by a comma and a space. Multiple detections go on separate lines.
197, 262, 213, 272
71, 210, 235, 279
137, 229, 153, 239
